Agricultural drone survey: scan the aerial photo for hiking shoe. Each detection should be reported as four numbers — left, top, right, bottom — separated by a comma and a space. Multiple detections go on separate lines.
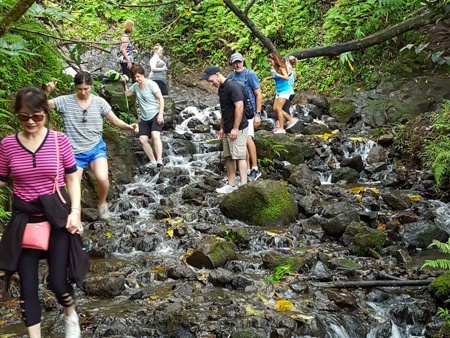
286, 117, 299, 130
273, 128, 286, 134
248, 169, 262, 181
156, 160, 164, 168
216, 183, 238, 194
145, 161, 157, 167
98, 203, 110, 220
64, 311, 81, 338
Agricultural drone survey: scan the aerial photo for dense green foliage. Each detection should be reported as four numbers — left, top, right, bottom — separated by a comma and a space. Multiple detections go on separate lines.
423, 101, 450, 187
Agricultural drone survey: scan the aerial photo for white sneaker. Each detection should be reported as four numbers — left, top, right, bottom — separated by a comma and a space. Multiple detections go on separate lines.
273, 128, 286, 134
64, 311, 81, 338
286, 117, 299, 130
144, 161, 157, 167
216, 183, 238, 194
98, 203, 110, 220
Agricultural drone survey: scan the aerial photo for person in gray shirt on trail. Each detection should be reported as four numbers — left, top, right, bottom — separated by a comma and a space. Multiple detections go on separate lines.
45, 72, 138, 220
122, 64, 165, 167
148, 43, 169, 95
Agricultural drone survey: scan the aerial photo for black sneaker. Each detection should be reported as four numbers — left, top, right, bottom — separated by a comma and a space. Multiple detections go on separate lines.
248, 169, 261, 181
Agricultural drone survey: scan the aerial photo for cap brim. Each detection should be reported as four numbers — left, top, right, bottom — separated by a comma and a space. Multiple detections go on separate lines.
200, 74, 210, 81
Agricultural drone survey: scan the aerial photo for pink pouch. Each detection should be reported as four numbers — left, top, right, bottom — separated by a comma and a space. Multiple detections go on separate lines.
22, 221, 51, 250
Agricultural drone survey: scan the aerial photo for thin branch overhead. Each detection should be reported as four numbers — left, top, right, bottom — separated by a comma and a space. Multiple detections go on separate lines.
117, 1, 176, 8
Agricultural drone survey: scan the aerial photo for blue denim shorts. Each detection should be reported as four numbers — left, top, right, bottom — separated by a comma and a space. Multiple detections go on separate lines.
75, 139, 107, 169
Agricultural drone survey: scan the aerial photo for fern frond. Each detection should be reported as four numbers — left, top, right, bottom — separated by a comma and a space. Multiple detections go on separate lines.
428, 239, 450, 254
422, 259, 450, 270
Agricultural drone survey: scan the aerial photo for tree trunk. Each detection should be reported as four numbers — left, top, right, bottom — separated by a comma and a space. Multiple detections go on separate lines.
288, 11, 435, 60
223, 0, 278, 54
311, 278, 434, 288
0, 0, 36, 38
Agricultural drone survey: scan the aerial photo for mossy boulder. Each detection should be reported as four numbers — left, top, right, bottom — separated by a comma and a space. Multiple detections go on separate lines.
219, 180, 297, 226
186, 236, 237, 269
262, 251, 306, 272
330, 100, 356, 123
429, 273, 450, 303
254, 131, 315, 165
343, 222, 386, 258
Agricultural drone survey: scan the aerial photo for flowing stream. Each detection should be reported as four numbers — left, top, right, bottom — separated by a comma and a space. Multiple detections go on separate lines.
0, 103, 444, 337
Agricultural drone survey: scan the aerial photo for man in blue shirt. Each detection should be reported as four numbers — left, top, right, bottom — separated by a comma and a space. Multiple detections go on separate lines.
228, 53, 262, 181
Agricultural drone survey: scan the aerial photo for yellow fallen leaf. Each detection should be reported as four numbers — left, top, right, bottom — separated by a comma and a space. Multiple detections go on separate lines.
348, 186, 365, 194
149, 295, 159, 300
367, 187, 380, 195
355, 195, 362, 202
332, 129, 339, 135
377, 223, 386, 231
163, 217, 184, 227
266, 231, 278, 237
288, 313, 314, 323
348, 137, 368, 142
106, 232, 112, 238
323, 133, 333, 140
274, 300, 294, 311
409, 195, 421, 202
246, 305, 264, 316
151, 266, 164, 272
167, 229, 174, 238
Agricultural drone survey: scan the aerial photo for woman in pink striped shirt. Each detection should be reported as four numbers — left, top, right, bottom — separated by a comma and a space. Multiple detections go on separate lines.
0, 87, 83, 337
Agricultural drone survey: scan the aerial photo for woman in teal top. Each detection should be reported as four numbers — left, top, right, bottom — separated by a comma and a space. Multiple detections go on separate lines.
262, 52, 294, 134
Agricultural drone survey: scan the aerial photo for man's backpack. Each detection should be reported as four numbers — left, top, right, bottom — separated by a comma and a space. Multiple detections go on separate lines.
227, 69, 255, 120
226, 78, 254, 120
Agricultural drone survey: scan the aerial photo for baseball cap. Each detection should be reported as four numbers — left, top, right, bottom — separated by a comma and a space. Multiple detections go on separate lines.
230, 53, 244, 64
200, 66, 220, 80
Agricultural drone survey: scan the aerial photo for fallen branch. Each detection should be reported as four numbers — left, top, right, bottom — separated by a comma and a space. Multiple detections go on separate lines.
311, 279, 434, 288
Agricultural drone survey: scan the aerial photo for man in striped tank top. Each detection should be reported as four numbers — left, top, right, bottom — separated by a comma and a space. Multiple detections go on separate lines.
45, 72, 138, 220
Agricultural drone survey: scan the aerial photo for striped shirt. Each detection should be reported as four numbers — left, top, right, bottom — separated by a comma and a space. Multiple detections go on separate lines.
0, 129, 77, 202
52, 95, 111, 154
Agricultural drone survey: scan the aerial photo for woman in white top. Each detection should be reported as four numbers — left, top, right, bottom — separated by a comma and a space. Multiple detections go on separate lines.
148, 43, 168, 95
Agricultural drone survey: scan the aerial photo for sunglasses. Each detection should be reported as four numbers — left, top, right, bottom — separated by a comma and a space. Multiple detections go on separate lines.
18, 114, 45, 122
82, 109, 88, 123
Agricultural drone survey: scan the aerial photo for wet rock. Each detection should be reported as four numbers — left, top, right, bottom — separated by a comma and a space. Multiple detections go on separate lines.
262, 251, 306, 272
366, 145, 387, 164
307, 95, 329, 110
208, 268, 234, 285
331, 166, 360, 183
323, 289, 358, 310
254, 131, 315, 165
298, 194, 323, 216
322, 211, 361, 237
220, 180, 297, 226
231, 275, 253, 290
288, 164, 321, 188
328, 258, 361, 276
302, 123, 332, 135
181, 186, 205, 205
361, 196, 380, 211
364, 161, 388, 173
392, 248, 412, 264
343, 222, 386, 257
309, 261, 331, 281
166, 264, 197, 281
84, 275, 125, 298
401, 220, 448, 248
186, 236, 237, 269
231, 329, 263, 338
381, 188, 412, 210
340, 154, 364, 172
329, 100, 356, 123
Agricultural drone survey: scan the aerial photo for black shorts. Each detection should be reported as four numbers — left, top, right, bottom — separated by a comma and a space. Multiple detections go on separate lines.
154, 80, 168, 96
138, 114, 164, 136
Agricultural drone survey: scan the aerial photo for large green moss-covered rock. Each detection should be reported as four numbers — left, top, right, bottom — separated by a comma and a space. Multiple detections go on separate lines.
330, 100, 356, 123
429, 273, 450, 303
219, 180, 297, 226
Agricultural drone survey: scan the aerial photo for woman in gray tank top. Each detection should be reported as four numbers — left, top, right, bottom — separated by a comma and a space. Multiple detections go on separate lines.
148, 43, 168, 95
